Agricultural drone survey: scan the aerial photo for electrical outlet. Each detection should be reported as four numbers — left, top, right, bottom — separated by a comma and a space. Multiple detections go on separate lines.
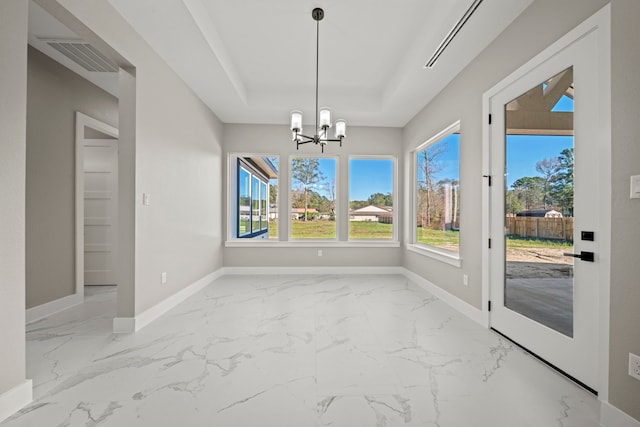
629, 353, 640, 380
317, 250, 323, 257
463, 274, 469, 286
161, 272, 167, 284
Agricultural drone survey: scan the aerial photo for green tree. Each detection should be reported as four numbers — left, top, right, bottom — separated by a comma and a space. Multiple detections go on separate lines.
511, 176, 546, 211
291, 158, 325, 221
367, 192, 388, 207
506, 190, 525, 215
550, 148, 574, 216
269, 182, 278, 205
535, 157, 561, 209
418, 142, 447, 227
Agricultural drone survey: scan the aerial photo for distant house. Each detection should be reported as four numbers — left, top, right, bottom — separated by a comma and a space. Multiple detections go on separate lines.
291, 208, 318, 220
349, 205, 393, 222
516, 209, 563, 218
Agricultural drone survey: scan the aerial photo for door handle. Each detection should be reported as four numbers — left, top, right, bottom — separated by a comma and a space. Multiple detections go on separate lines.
563, 251, 595, 262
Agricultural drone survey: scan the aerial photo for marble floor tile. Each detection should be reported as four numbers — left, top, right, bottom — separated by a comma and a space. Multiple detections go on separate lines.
2, 275, 600, 427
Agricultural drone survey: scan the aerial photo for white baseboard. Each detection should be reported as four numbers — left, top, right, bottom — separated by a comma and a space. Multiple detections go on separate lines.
0, 380, 32, 424
222, 266, 405, 275
26, 293, 83, 324
402, 268, 484, 325
601, 401, 640, 427
113, 266, 478, 334
112, 268, 225, 333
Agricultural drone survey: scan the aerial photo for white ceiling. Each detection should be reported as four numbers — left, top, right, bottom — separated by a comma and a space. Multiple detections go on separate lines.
29, 0, 534, 127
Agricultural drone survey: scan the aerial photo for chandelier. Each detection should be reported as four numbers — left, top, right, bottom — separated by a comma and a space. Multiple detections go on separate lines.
290, 8, 346, 153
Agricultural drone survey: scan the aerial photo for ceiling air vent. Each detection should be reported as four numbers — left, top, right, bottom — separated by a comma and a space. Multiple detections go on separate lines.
425, 0, 484, 69
39, 38, 118, 72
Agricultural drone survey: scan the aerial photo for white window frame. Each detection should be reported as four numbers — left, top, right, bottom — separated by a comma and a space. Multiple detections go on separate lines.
347, 155, 398, 242
288, 154, 339, 242
409, 121, 462, 267
226, 153, 279, 242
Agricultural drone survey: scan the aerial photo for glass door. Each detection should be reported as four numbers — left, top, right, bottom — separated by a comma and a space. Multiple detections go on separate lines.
504, 67, 575, 338
488, 29, 600, 391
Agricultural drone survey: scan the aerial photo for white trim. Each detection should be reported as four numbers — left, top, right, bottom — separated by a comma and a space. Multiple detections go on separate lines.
288, 154, 339, 241
601, 402, 640, 427
226, 152, 280, 242
112, 269, 224, 333
481, 4, 611, 393
225, 240, 400, 248
410, 120, 462, 261
403, 268, 484, 325
0, 380, 32, 424
347, 154, 398, 242
26, 293, 84, 324
406, 243, 462, 267
75, 112, 118, 300
223, 266, 405, 276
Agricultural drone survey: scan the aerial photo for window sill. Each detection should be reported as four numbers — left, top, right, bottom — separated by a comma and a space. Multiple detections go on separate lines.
225, 240, 401, 248
406, 243, 462, 267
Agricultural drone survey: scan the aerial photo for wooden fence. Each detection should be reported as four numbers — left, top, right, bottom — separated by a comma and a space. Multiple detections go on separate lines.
505, 217, 574, 241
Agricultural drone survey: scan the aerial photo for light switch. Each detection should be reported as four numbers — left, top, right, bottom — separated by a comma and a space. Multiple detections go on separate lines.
631, 175, 640, 199
143, 192, 151, 206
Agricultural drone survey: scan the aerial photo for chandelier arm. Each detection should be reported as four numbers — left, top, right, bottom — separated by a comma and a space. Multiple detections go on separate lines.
295, 133, 315, 142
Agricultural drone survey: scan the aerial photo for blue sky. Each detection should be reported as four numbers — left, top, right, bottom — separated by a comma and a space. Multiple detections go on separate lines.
506, 135, 573, 187
349, 159, 393, 201
416, 133, 460, 184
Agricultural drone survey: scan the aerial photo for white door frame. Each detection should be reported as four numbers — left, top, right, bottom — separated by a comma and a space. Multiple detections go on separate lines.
481, 5, 611, 399
75, 112, 119, 298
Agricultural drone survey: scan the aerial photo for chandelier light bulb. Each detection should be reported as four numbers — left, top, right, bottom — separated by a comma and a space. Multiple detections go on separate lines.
319, 108, 331, 128
335, 120, 346, 138
290, 111, 303, 132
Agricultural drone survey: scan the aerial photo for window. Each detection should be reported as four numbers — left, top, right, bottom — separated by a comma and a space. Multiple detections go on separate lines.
414, 122, 461, 255
349, 157, 395, 240
233, 156, 278, 239
290, 156, 337, 240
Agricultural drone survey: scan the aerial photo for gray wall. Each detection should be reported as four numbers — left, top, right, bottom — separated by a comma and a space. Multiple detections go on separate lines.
403, 0, 640, 421
223, 124, 403, 268
402, 0, 609, 310
610, 0, 640, 420
41, 0, 226, 315
0, 0, 28, 399
26, 46, 119, 309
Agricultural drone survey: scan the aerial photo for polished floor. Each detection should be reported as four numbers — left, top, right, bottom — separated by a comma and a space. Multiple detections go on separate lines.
3, 275, 600, 426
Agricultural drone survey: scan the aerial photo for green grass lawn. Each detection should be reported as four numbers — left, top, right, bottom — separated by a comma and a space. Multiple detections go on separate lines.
271, 221, 571, 248
269, 219, 278, 239
271, 220, 394, 239
349, 221, 393, 239
291, 220, 336, 239
417, 227, 460, 249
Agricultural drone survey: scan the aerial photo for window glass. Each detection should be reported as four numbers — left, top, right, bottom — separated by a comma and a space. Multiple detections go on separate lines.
251, 175, 260, 233
233, 156, 278, 239
260, 181, 268, 231
290, 157, 337, 239
415, 126, 461, 254
349, 158, 394, 240
238, 167, 251, 237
